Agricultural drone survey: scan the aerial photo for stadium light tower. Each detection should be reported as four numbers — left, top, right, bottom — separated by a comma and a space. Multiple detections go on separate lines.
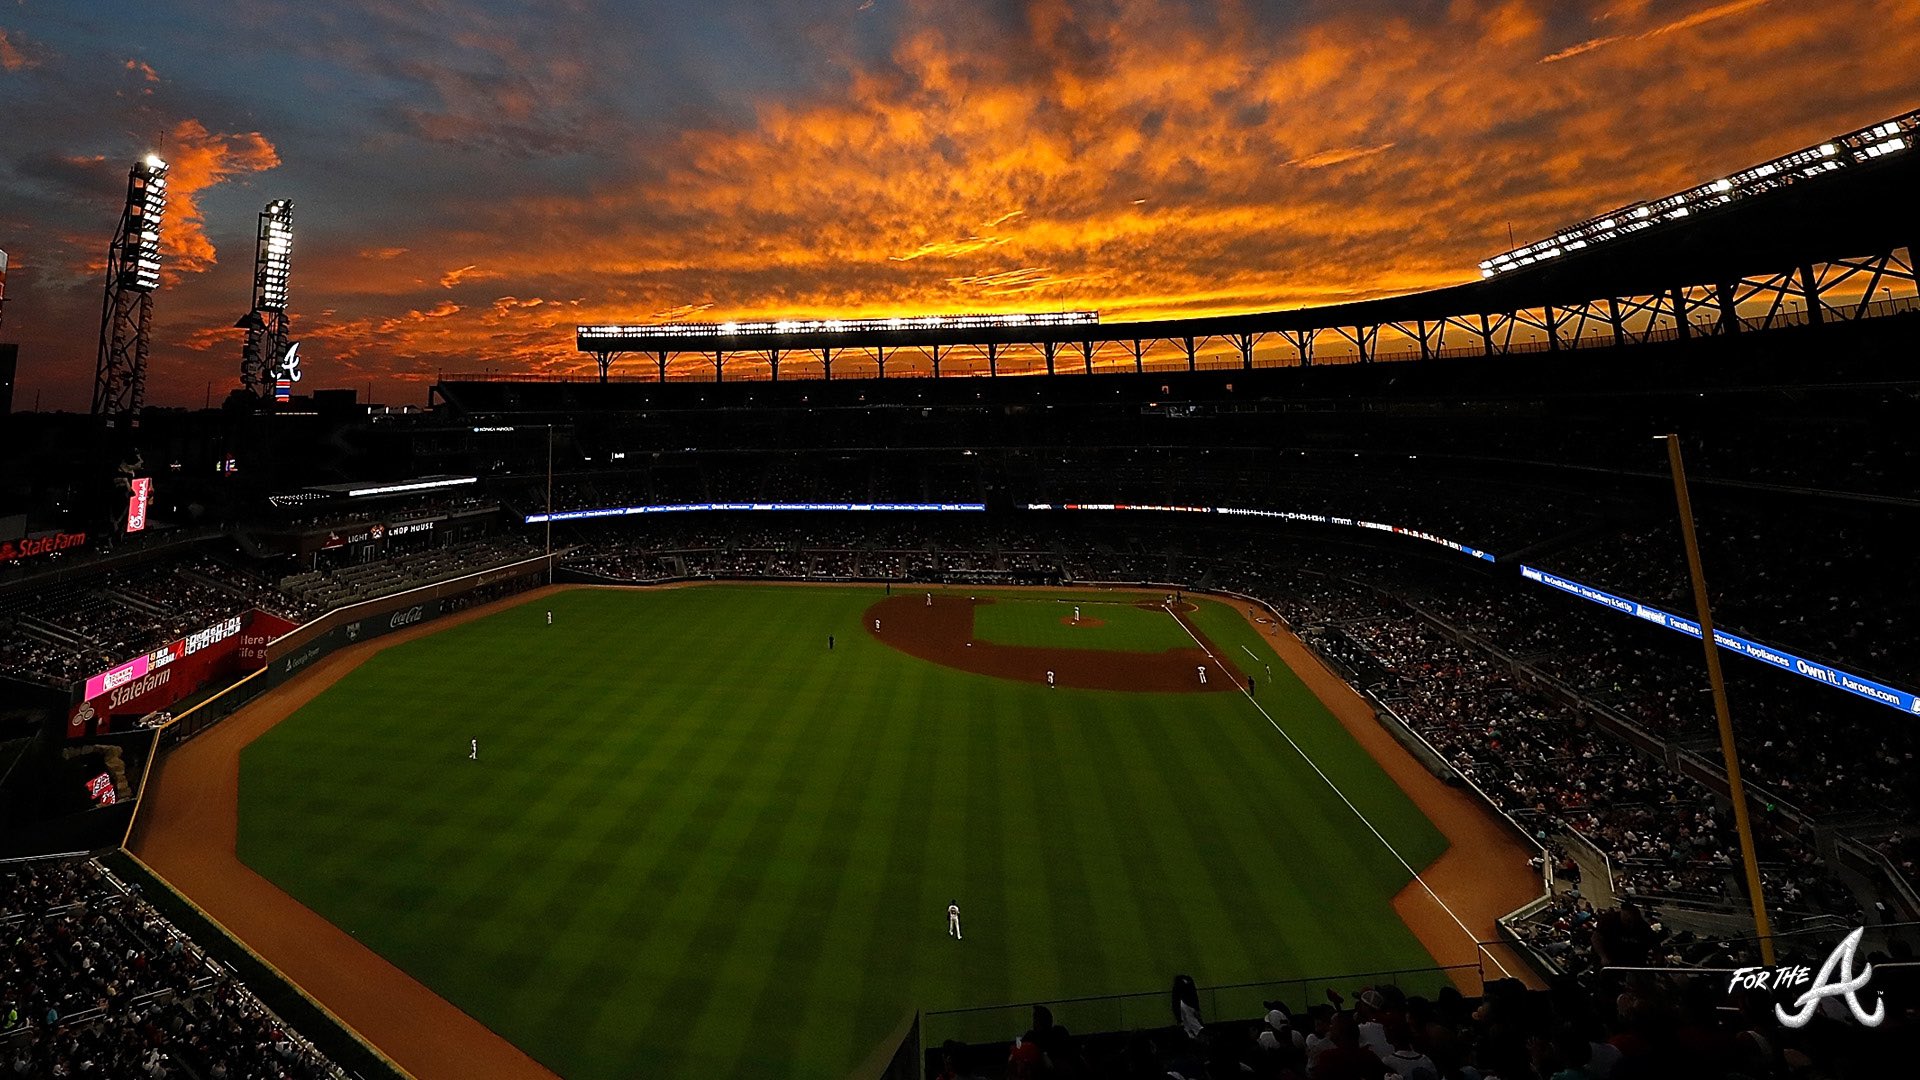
93, 154, 168, 425
239, 199, 295, 398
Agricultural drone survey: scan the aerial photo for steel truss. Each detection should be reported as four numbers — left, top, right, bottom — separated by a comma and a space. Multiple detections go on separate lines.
94, 228, 151, 424
575, 243, 1916, 383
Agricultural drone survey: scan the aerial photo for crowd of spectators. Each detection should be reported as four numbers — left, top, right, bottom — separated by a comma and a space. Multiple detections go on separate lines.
0, 554, 297, 687
1535, 510, 1918, 685
0, 533, 538, 690
0, 857, 342, 1079
936, 958, 1918, 1078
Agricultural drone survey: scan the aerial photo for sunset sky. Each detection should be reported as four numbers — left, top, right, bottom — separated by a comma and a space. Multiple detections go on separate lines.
1, 0, 1916, 410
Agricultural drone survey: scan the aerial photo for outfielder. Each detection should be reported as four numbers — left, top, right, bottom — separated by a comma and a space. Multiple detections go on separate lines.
469, 738, 478, 761
947, 901, 962, 939
546, 610, 552, 626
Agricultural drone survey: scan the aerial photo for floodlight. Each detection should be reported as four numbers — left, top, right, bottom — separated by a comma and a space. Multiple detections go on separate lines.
253, 200, 295, 311
118, 156, 169, 292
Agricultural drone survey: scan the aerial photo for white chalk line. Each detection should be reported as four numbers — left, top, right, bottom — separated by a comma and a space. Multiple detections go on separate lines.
1164, 605, 1512, 979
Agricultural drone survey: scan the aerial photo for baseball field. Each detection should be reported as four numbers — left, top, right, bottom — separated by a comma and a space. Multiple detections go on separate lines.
144, 584, 1532, 1079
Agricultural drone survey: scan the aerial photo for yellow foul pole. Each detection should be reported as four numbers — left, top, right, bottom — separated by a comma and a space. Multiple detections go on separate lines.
1662, 433, 1775, 965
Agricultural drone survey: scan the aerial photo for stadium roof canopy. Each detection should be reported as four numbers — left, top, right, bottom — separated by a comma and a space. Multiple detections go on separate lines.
576, 108, 1918, 356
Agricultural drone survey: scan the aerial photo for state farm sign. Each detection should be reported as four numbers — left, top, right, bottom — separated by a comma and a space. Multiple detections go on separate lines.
1, 531, 87, 561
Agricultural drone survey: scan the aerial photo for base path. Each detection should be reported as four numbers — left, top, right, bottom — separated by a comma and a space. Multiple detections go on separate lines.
132, 587, 570, 1080
1232, 608, 1545, 990
866, 594, 1242, 692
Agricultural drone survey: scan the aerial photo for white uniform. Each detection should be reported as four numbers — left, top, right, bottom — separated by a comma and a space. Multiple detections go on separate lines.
1197, 665, 1207, 685
470, 738, 478, 760
874, 618, 880, 631
1073, 606, 1081, 622
947, 903, 962, 939
926, 592, 932, 606
1046, 670, 1056, 688
546, 610, 552, 625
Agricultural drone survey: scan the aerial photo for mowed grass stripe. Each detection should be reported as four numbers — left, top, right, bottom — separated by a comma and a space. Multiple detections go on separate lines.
1052, 692, 1183, 995
238, 585, 1449, 1080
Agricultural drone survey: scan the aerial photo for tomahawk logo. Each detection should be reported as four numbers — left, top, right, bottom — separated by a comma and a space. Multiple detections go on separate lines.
1729, 928, 1885, 1029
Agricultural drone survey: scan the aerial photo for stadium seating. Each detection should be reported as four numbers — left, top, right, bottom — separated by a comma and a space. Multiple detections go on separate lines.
0, 857, 343, 1078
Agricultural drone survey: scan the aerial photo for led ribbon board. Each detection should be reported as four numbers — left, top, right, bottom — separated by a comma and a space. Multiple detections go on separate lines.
579, 311, 1098, 342
1024, 502, 1498, 562
1520, 566, 1918, 715
524, 501, 987, 524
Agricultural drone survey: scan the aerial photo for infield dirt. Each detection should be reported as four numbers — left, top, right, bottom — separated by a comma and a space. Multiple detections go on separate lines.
866, 594, 1242, 691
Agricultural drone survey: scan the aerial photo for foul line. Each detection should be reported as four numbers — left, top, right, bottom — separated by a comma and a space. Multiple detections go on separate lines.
1163, 605, 1513, 979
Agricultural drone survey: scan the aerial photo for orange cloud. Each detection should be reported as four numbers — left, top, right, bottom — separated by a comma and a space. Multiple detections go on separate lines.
92, 0, 1920, 407
1284, 143, 1397, 169
0, 28, 34, 72
125, 58, 159, 82
1540, 36, 1624, 63
157, 118, 280, 278
440, 264, 504, 288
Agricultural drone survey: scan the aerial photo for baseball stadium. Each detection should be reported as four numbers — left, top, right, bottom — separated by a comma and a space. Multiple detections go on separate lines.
3, 8, 1920, 1078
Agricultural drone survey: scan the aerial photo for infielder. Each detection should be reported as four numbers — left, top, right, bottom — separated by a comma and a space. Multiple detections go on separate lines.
1197, 665, 1207, 685
947, 901, 962, 939
1046, 670, 1056, 688
926, 591, 932, 606
874, 618, 881, 631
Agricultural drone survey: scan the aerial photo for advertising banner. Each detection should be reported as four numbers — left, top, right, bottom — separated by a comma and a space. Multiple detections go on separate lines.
126, 477, 152, 534
1024, 502, 1498, 562
239, 610, 301, 663
1520, 565, 1919, 716
69, 613, 252, 736
1, 530, 87, 562
525, 501, 987, 524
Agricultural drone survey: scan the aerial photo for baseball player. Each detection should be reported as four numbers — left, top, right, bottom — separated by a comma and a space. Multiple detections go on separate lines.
947, 901, 962, 939
1046, 670, 1056, 688
874, 618, 881, 632
546, 610, 552, 626
1197, 665, 1207, 685
926, 591, 932, 606
1073, 605, 1081, 622
469, 738, 478, 761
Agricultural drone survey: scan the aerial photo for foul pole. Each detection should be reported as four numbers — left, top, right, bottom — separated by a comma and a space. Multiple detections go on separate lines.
1662, 433, 1775, 964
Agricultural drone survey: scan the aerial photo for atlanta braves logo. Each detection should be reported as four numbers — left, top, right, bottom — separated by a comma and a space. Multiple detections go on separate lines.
1729, 927, 1884, 1029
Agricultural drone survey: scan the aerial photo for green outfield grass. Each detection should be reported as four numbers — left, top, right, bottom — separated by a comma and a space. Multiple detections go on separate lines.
969, 594, 1191, 652
237, 585, 1448, 1080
